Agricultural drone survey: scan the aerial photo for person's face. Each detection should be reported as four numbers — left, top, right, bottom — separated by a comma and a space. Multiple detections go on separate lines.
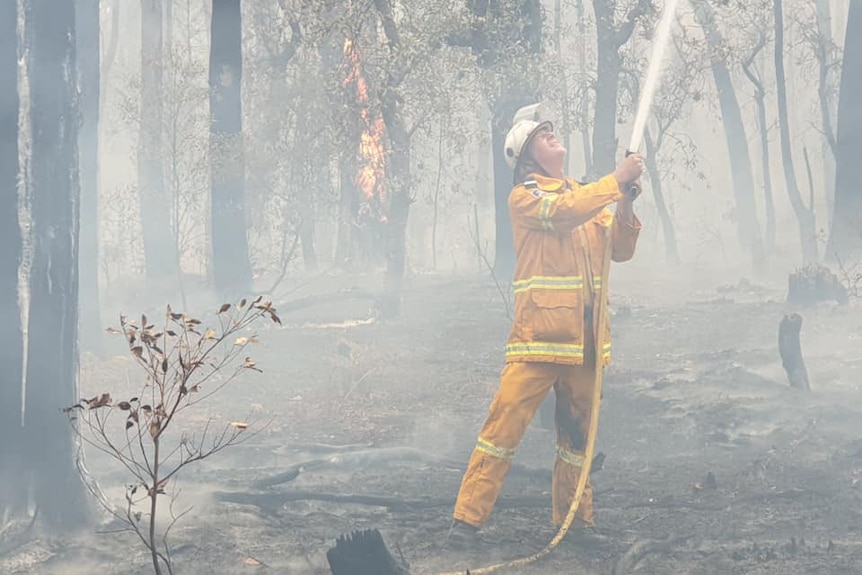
527, 126, 566, 170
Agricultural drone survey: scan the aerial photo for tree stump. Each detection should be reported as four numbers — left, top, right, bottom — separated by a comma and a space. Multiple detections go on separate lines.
778, 313, 810, 391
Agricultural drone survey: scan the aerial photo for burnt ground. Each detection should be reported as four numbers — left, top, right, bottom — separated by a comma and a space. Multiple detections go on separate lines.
3, 267, 862, 575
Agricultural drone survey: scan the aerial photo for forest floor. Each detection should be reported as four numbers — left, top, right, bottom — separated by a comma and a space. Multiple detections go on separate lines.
3, 262, 862, 575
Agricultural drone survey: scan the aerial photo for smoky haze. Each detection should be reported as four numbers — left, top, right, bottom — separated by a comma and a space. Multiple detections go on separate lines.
1, 0, 861, 574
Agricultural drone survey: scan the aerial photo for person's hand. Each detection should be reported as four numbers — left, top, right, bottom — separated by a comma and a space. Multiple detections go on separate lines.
614, 153, 644, 186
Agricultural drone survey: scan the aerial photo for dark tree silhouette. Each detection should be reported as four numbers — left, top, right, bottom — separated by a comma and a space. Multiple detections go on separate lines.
0, 0, 25, 517
77, 0, 103, 355
210, 0, 253, 298
24, 0, 90, 527
827, 0, 862, 261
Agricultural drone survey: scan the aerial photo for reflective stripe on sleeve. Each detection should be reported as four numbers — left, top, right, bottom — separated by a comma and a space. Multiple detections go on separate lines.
538, 194, 558, 231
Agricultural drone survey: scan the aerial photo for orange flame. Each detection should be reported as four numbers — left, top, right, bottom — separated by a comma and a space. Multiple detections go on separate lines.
343, 38, 386, 219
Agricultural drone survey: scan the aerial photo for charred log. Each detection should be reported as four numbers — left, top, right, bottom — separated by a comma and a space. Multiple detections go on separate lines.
327, 529, 410, 575
787, 264, 848, 306
778, 313, 810, 391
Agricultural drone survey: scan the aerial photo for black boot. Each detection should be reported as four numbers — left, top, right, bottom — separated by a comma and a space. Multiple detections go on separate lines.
444, 520, 480, 549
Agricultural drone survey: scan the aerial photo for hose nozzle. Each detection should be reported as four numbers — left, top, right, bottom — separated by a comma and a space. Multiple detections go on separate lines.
623, 149, 642, 201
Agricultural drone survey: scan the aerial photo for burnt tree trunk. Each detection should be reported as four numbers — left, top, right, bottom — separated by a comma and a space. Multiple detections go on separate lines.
778, 313, 810, 391
644, 128, 679, 264
592, 0, 623, 177
446, 0, 544, 278
692, 0, 765, 268
76, 0, 103, 356
741, 51, 777, 255
379, 100, 411, 318
492, 98, 532, 279
209, 0, 252, 298
0, 0, 25, 516
774, 0, 819, 263
491, 0, 544, 278
591, 0, 650, 177
139, 0, 176, 280
826, 0, 862, 261
24, 0, 90, 527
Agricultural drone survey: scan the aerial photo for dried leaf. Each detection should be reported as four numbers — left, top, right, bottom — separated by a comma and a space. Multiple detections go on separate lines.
230, 422, 250, 430
166, 330, 177, 337
244, 557, 262, 566
239, 298, 247, 308
150, 420, 160, 439
218, 303, 232, 314
106, 327, 121, 335
234, 336, 248, 346
131, 346, 144, 359
205, 328, 216, 339
117, 401, 131, 411
126, 420, 134, 430
243, 357, 261, 372
161, 358, 168, 373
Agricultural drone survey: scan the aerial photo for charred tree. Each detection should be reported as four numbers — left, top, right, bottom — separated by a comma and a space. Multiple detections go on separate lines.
774, 0, 818, 263
591, 0, 651, 177
327, 529, 410, 575
826, 0, 862, 261
140, 0, 177, 281
643, 129, 679, 264
0, 0, 25, 516
692, 0, 765, 268
76, 0, 103, 356
446, 0, 544, 278
741, 37, 777, 255
209, 0, 252, 298
24, 0, 90, 527
371, 0, 413, 317
778, 314, 810, 391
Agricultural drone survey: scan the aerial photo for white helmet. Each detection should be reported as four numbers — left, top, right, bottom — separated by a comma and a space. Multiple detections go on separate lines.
503, 118, 553, 171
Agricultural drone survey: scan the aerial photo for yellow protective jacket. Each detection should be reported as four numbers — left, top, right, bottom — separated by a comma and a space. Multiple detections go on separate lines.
505, 173, 641, 366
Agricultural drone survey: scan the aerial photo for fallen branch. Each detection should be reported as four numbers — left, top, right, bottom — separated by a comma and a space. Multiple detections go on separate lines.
612, 534, 694, 575
252, 446, 599, 489
280, 289, 382, 314
215, 490, 548, 513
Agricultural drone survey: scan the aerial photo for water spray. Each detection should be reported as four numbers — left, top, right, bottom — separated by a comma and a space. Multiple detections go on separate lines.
628, 0, 683, 155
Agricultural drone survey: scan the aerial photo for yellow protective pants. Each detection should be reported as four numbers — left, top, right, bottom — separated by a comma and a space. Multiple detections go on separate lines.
452, 357, 599, 529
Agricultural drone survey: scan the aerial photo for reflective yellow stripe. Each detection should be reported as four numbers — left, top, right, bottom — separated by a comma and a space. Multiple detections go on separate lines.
538, 194, 558, 231
602, 341, 611, 359
506, 342, 584, 359
513, 275, 584, 294
476, 437, 515, 460
556, 445, 585, 467
592, 276, 602, 291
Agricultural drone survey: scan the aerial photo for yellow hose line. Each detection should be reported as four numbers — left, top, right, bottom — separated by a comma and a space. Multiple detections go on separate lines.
430, 203, 619, 575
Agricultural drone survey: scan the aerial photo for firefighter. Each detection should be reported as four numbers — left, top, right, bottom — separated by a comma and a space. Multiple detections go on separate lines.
446, 113, 644, 547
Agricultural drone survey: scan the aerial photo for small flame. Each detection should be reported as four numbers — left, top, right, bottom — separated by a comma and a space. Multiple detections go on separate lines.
343, 38, 386, 219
